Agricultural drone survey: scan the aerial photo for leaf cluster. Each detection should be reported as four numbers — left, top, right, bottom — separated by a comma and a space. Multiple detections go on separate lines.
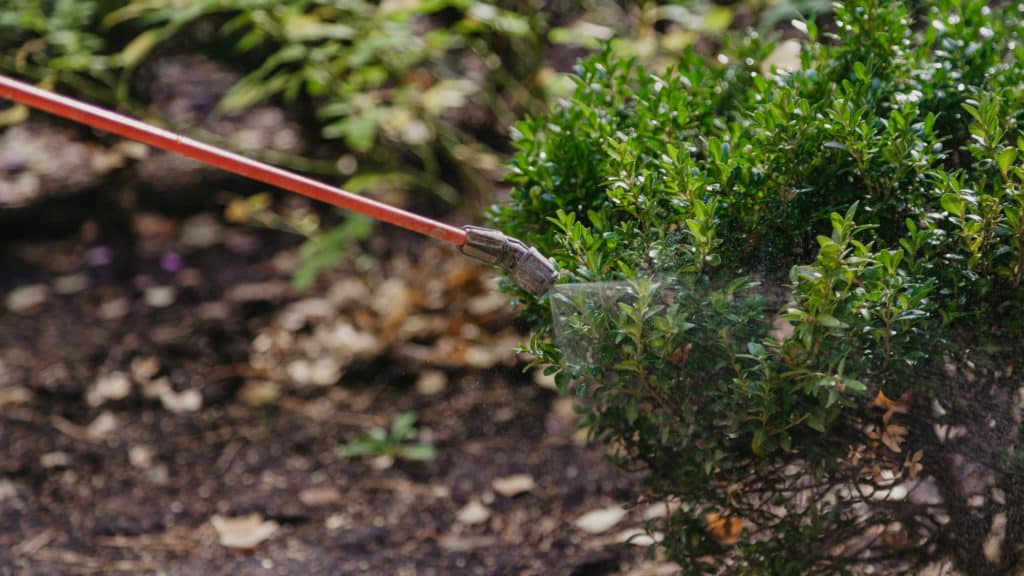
0, 0, 118, 103
491, 0, 1024, 571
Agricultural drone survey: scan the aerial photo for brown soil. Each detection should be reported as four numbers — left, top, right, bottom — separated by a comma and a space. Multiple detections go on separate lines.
0, 192, 675, 575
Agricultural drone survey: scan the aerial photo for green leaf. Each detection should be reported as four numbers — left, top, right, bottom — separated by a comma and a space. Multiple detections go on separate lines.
780, 431, 792, 452
998, 147, 1017, 176
961, 102, 983, 123
337, 439, 376, 458
751, 428, 767, 457
844, 201, 860, 221
283, 13, 355, 42
399, 444, 438, 461
816, 314, 842, 328
704, 6, 733, 33
422, 79, 478, 115
806, 412, 826, 432
292, 215, 373, 291
896, 309, 928, 321
614, 359, 642, 373
940, 193, 965, 217
343, 173, 417, 195
0, 104, 28, 126
391, 412, 419, 441
852, 61, 868, 81
219, 73, 291, 112
817, 242, 842, 262
120, 29, 161, 68
331, 112, 381, 153
826, 389, 840, 408
843, 379, 867, 394
626, 399, 639, 424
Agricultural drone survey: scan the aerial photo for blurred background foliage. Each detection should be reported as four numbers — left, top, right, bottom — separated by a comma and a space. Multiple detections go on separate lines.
0, 0, 830, 285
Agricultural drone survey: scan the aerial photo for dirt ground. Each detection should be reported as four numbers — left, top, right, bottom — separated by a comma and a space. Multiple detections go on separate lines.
0, 140, 680, 574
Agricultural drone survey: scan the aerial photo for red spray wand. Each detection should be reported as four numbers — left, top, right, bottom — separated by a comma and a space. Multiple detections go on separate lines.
0, 74, 556, 296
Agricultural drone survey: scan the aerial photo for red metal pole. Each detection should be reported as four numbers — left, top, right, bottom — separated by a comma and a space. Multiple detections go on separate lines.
0, 74, 467, 246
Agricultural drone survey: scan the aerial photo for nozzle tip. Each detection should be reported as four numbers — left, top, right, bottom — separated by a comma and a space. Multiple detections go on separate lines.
510, 245, 558, 297
459, 226, 557, 297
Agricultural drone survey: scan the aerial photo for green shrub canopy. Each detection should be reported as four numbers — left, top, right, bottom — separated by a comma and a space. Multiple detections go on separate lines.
492, 0, 1024, 573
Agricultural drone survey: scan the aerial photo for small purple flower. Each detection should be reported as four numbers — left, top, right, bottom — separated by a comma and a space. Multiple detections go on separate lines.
86, 246, 114, 267
160, 251, 183, 273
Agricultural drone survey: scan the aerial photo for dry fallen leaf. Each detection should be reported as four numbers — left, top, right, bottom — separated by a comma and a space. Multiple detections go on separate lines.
286, 357, 342, 387
237, 380, 281, 407
415, 370, 447, 396
984, 512, 1008, 562
281, 298, 334, 332
98, 297, 130, 321
324, 514, 348, 531
462, 345, 499, 370
5, 284, 48, 315
872, 390, 911, 413
456, 499, 491, 526
882, 408, 895, 426
299, 486, 342, 507
143, 286, 177, 308
881, 526, 913, 551
705, 512, 743, 545
642, 502, 678, 521
371, 278, 416, 333
39, 451, 70, 469
466, 291, 509, 317
210, 514, 278, 549
491, 474, 535, 498
574, 506, 627, 535
438, 533, 498, 553
317, 321, 383, 358
180, 213, 223, 249
326, 278, 369, 309
849, 443, 867, 467
881, 424, 908, 454
52, 273, 89, 295
86, 411, 119, 441
906, 449, 924, 478
129, 445, 154, 469
0, 386, 33, 407
86, 372, 132, 407
159, 387, 202, 414
0, 479, 17, 503
130, 357, 161, 382
669, 343, 693, 368
370, 455, 395, 471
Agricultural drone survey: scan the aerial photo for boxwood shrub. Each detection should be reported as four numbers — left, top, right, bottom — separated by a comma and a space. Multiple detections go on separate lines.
491, 0, 1024, 573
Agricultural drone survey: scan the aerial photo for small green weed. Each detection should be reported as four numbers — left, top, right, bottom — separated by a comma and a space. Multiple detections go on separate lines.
337, 412, 437, 463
